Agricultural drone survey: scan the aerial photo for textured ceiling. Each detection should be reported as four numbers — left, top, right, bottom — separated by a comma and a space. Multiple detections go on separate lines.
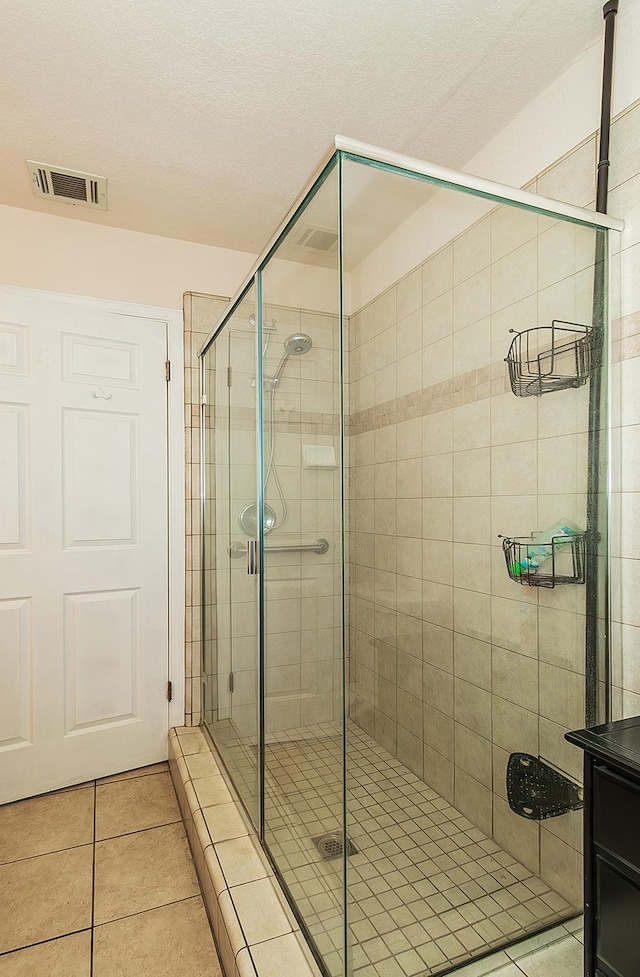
0, 0, 630, 256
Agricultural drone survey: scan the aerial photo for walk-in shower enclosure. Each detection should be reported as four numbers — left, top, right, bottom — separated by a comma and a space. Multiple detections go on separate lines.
199, 138, 622, 977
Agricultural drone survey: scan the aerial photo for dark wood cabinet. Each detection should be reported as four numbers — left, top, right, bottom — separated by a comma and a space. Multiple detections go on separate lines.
567, 716, 640, 977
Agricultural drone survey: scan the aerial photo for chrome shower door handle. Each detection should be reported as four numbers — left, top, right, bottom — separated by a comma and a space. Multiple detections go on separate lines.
247, 539, 259, 575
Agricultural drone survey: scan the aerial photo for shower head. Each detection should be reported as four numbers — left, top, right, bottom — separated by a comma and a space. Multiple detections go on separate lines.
283, 333, 313, 355
271, 333, 313, 383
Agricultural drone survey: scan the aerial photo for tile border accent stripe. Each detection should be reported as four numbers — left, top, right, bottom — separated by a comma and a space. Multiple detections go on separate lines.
350, 311, 640, 438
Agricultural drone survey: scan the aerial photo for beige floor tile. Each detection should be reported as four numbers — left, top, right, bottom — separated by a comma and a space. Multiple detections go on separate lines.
96, 772, 180, 840
0, 787, 94, 864
202, 802, 248, 843
250, 933, 317, 977
94, 822, 200, 924
230, 879, 291, 944
235, 947, 258, 977
0, 846, 93, 954
0, 930, 91, 977
192, 775, 232, 809
515, 935, 582, 977
215, 836, 270, 887
185, 754, 220, 781
177, 732, 209, 756
505, 925, 568, 960
97, 762, 169, 785
93, 897, 222, 977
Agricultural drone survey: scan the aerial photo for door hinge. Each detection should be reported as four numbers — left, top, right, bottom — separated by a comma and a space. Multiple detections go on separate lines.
228, 672, 234, 694
227, 366, 232, 386
165, 360, 171, 381
166, 680, 173, 702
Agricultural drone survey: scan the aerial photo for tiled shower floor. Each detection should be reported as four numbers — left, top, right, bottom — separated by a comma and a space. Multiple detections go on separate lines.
221, 720, 575, 977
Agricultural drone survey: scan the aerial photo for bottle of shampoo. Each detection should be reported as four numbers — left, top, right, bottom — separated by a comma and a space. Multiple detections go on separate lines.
512, 519, 582, 576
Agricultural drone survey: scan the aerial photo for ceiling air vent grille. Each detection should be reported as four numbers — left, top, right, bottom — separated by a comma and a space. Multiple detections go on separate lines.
26, 161, 107, 210
296, 224, 338, 253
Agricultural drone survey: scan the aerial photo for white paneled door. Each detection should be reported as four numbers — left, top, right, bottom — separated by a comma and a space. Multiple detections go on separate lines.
0, 291, 170, 803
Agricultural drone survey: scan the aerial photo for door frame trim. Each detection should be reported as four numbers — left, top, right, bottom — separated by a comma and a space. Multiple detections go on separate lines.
0, 284, 186, 730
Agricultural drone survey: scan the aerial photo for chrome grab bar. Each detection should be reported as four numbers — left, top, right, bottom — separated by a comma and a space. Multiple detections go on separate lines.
266, 538, 329, 555
230, 538, 329, 560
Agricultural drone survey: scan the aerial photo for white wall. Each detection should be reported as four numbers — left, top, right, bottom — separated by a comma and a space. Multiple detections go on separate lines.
350, 2, 640, 312
0, 203, 252, 309
0, 203, 343, 316
2, 7, 639, 318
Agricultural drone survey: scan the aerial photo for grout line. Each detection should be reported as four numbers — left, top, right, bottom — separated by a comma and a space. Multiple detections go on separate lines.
95, 766, 170, 788
1, 839, 95, 868
46, 780, 97, 797
96, 817, 184, 845
93, 894, 202, 930
1, 780, 96, 810
0, 928, 92, 959
89, 780, 97, 977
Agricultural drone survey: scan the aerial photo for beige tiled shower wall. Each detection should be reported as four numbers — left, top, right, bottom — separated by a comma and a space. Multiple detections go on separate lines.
259, 306, 344, 734
347, 98, 640, 908
184, 292, 230, 726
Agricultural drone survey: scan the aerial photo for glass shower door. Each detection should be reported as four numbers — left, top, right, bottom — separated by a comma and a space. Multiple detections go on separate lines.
258, 165, 347, 977
202, 286, 261, 827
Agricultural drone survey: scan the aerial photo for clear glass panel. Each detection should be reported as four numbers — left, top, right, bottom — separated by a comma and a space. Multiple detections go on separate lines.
202, 284, 261, 826
608, 228, 623, 722
259, 163, 346, 976
199, 143, 620, 977
342, 153, 617, 976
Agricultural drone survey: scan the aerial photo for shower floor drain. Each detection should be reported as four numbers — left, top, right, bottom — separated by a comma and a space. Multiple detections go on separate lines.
311, 831, 358, 860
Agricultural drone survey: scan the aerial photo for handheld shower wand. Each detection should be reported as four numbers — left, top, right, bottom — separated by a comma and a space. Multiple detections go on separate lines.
263, 333, 314, 528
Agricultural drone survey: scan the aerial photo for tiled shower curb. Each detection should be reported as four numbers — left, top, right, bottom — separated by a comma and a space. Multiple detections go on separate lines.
169, 726, 322, 977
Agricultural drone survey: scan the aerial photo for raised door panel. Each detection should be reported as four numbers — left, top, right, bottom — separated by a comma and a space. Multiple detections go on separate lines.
0, 597, 32, 748
62, 409, 139, 547
0, 404, 30, 550
0, 323, 29, 376
63, 588, 141, 732
62, 333, 138, 387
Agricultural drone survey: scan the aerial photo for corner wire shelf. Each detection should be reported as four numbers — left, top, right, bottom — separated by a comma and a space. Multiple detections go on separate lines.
505, 320, 592, 397
500, 532, 586, 588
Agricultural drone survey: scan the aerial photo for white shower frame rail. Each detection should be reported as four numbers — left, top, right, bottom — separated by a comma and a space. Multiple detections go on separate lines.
198, 135, 624, 357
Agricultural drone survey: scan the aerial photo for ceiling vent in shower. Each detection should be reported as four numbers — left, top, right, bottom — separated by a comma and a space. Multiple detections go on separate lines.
26, 160, 108, 210
295, 223, 338, 254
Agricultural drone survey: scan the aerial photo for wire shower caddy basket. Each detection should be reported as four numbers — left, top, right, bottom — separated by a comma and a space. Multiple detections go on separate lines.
500, 532, 587, 588
505, 320, 592, 397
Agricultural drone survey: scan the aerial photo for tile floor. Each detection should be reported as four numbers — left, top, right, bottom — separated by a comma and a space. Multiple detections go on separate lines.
0, 763, 223, 977
454, 917, 584, 976
215, 719, 576, 977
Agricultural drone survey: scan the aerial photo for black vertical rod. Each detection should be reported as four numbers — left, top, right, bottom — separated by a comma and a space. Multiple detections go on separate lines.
596, 1, 619, 212
585, 0, 618, 726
